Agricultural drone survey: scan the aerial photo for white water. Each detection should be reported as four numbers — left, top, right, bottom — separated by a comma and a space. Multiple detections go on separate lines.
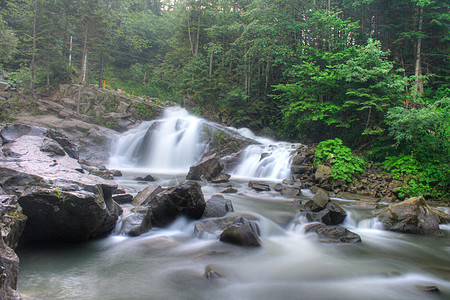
109, 107, 296, 180
17, 108, 450, 299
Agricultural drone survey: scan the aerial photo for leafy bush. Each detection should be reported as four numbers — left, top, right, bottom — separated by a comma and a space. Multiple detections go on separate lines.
314, 138, 366, 182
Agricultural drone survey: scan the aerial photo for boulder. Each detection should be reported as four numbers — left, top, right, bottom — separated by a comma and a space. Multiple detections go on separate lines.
112, 193, 134, 204
280, 185, 302, 197
304, 223, 361, 243
131, 185, 164, 206
0, 124, 45, 145
134, 174, 157, 182
40, 138, 66, 156
186, 154, 224, 181
45, 129, 79, 160
210, 173, 231, 184
314, 164, 332, 181
194, 213, 260, 239
0, 195, 27, 249
221, 187, 238, 194
202, 194, 234, 218
376, 196, 441, 235
312, 188, 329, 209
149, 181, 205, 227
119, 206, 152, 236
219, 218, 262, 247
0, 238, 21, 300
302, 201, 347, 225
248, 181, 271, 192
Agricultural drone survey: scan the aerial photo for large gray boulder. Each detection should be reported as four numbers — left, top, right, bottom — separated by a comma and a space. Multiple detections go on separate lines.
202, 194, 234, 218
186, 154, 224, 181
304, 223, 361, 243
377, 196, 441, 235
131, 185, 164, 206
119, 206, 152, 236
0, 128, 122, 244
219, 218, 261, 247
302, 200, 347, 225
194, 213, 260, 239
149, 181, 205, 227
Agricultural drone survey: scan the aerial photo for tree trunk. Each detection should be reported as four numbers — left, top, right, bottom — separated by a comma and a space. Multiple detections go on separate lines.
68, 36, 73, 67
414, 6, 424, 98
98, 57, 104, 88
30, 0, 37, 98
81, 27, 88, 83
194, 15, 200, 56
209, 51, 213, 75
186, 7, 195, 57
142, 72, 147, 96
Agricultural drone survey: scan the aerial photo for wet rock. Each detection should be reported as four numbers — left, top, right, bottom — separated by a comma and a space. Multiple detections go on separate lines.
87, 167, 114, 180
194, 213, 260, 239
314, 164, 332, 181
202, 194, 234, 218
219, 218, 261, 247
45, 129, 79, 160
304, 223, 361, 243
119, 206, 152, 236
280, 185, 302, 197
112, 193, 134, 204
204, 265, 223, 280
248, 181, 271, 192
40, 138, 66, 156
134, 174, 157, 182
0, 238, 21, 300
0, 124, 45, 145
0, 195, 27, 249
302, 201, 347, 225
186, 154, 224, 181
149, 181, 205, 227
417, 285, 440, 294
431, 208, 450, 224
210, 173, 231, 184
311, 188, 329, 208
111, 169, 123, 177
221, 187, 238, 194
131, 185, 164, 206
376, 196, 441, 235
274, 183, 283, 192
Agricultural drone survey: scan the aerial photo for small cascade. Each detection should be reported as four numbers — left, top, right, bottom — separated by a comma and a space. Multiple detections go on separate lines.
109, 106, 297, 180
109, 107, 208, 172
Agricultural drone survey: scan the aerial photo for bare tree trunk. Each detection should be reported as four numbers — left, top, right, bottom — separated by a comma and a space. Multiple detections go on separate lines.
414, 6, 424, 97
194, 15, 200, 56
209, 51, 213, 75
98, 57, 104, 88
142, 72, 147, 96
81, 27, 88, 83
68, 36, 73, 67
186, 7, 195, 56
30, 0, 37, 98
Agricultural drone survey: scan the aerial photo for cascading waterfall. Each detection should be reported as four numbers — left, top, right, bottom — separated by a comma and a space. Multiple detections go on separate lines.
109, 107, 296, 179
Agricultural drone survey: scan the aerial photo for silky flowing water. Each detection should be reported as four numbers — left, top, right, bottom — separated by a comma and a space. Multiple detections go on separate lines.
17, 108, 450, 299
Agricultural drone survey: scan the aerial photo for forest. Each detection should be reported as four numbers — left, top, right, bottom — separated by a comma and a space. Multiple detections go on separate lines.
0, 0, 448, 201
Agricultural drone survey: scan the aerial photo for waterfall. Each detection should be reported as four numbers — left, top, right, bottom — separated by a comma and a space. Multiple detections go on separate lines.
109, 107, 208, 173
109, 107, 296, 180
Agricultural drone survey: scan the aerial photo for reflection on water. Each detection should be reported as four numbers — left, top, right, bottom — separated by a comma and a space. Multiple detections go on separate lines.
17, 171, 450, 300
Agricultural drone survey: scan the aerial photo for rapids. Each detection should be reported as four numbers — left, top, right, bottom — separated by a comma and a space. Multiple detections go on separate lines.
17, 108, 450, 299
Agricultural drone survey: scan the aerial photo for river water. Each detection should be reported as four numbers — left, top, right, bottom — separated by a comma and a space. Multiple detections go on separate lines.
17, 108, 450, 299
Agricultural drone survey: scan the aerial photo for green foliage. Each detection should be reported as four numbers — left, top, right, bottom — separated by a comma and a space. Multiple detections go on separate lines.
133, 102, 155, 120
314, 138, 366, 182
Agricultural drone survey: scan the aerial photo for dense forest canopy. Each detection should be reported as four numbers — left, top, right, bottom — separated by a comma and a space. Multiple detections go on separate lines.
0, 0, 449, 200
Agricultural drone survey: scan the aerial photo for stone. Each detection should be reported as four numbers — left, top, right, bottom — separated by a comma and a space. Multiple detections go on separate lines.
134, 174, 157, 182
194, 213, 260, 239
186, 154, 224, 181
40, 138, 66, 156
314, 164, 332, 181
202, 194, 234, 218
0, 238, 21, 300
131, 185, 164, 206
376, 196, 441, 235
0, 195, 27, 249
149, 181, 205, 227
119, 206, 152, 236
219, 218, 261, 247
0, 124, 45, 145
45, 129, 79, 160
0, 81, 10, 91
304, 223, 361, 243
204, 266, 223, 280
280, 185, 302, 197
312, 188, 330, 209
221, 187, 238, 194
302, 201, 347, 225
210, 173, 231, 184
111, 169, 123, 177
248, 181, 271, 192
112, 193, 134, 204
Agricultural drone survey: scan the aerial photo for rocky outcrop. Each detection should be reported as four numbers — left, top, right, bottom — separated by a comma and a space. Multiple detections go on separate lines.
0, 238, 21, 300
202, 194, 234, 218
274, 179, 302, 197
0, 195, 27, 249
302, 200, 347, 225
186, 154, 224, 181
131, 185, 164, 206
304, 223, 361, 243
149, 181, 205, 227
376, 196, 441, 235
194, 213, 260, 239
0, 127, 122, 244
